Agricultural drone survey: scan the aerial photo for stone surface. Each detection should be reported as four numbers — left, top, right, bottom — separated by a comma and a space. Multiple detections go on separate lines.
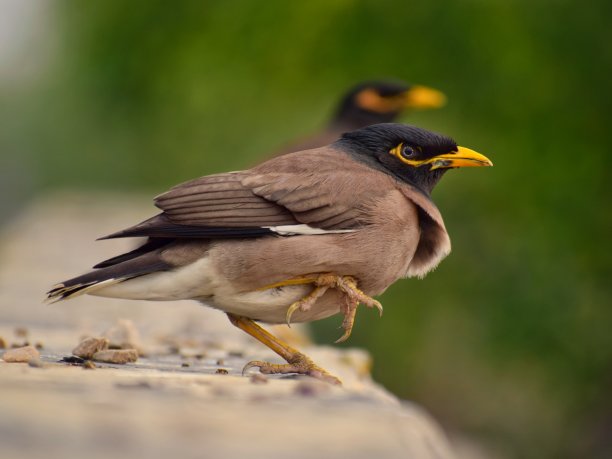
1, 345, 40, 362
0, 194, 461, 459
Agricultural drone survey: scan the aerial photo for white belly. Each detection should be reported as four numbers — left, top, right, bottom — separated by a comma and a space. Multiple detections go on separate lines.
90, 256, 340, 324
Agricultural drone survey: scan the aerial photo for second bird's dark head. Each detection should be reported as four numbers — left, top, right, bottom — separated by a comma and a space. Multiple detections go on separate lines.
336, 123, 492, 195
333, 80, 447, 129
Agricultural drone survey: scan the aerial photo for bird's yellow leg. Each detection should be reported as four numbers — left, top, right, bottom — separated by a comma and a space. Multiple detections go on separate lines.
256, 274, 324, 290
227, 313, 341, 385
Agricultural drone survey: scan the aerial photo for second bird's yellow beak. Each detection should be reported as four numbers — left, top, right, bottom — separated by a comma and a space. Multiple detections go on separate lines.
403, 85, 447, 109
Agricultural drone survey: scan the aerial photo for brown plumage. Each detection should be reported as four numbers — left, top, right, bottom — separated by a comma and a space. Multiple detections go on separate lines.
47, 123, 491, 383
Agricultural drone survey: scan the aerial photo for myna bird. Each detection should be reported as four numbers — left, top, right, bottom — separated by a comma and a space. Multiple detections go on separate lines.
47, 123, 491, 384
281, 80, 447, 153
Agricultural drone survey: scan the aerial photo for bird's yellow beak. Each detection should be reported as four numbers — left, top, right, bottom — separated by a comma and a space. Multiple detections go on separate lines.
403, 85, 447, 109
428, 146, 493, 170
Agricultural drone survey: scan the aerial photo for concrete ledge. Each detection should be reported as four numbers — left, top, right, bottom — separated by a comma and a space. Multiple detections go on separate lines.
0, 193, 456, 459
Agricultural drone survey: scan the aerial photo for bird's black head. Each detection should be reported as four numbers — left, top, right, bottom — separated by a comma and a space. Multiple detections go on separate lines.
332, 80, 447, 129
336, 123, 492, 195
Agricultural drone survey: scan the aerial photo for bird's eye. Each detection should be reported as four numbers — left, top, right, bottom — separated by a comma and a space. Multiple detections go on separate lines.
401, 145, 417, 159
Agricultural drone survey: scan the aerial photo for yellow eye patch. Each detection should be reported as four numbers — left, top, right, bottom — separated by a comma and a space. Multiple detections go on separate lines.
390, 143, 493, 170
389, 142, 424, 167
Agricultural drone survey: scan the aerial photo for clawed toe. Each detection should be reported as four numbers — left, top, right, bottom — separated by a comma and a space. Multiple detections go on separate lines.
242, 356, 342, 385
282, 273, 383, 337
285, 285, 329, 326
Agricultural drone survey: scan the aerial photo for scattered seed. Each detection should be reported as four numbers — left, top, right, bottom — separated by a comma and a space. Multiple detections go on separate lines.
92, 349, 138, 364
2, 345, 40, 363
181, 362, 190, 368
215, 368, 229, 375
73, 337, 109, 359
216, 358, 225, 366
83, 360, 96, 370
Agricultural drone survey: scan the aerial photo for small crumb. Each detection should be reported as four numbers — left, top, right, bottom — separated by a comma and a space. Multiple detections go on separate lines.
181, 362, 190, 368
83, 360, 96, 370
34, 342, 44, 350
0, 337, 6, 349
250, 373, 268, 384
92, 349, 138, 364
28, 358, 46, 368
228, 350, 244, 358
216, 358, 225, 366
195, 353, 206, 360
14, 327, 28, 338
2, 345, 40, 363
73, 337, 109, 359
215, 368, 229, 375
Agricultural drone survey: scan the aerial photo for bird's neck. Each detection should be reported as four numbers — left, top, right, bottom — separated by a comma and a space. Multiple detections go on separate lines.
403, 167, 448, 195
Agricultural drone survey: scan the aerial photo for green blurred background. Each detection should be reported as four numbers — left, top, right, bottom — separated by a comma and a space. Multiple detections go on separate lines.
1, 1, 610, 458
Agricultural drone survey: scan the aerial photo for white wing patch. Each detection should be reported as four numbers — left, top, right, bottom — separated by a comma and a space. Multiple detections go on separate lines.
265, 224, 356, 236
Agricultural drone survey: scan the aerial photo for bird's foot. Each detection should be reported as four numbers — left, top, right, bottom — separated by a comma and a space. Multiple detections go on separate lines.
243, 353, 341, 385
333, 276, 383, 343
281, 273, 382, 335
336, 276, 383, 315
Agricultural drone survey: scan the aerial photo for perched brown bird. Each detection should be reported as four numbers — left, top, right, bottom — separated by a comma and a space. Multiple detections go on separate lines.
47, 123, 491, 384
281, 80, 447, 153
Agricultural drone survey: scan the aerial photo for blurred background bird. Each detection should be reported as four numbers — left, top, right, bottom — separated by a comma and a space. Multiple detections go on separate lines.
279, 80, 446, 153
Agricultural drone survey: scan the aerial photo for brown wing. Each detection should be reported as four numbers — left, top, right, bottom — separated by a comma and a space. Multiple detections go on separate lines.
101, 148, 390, 240
156, 172, 296, 227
